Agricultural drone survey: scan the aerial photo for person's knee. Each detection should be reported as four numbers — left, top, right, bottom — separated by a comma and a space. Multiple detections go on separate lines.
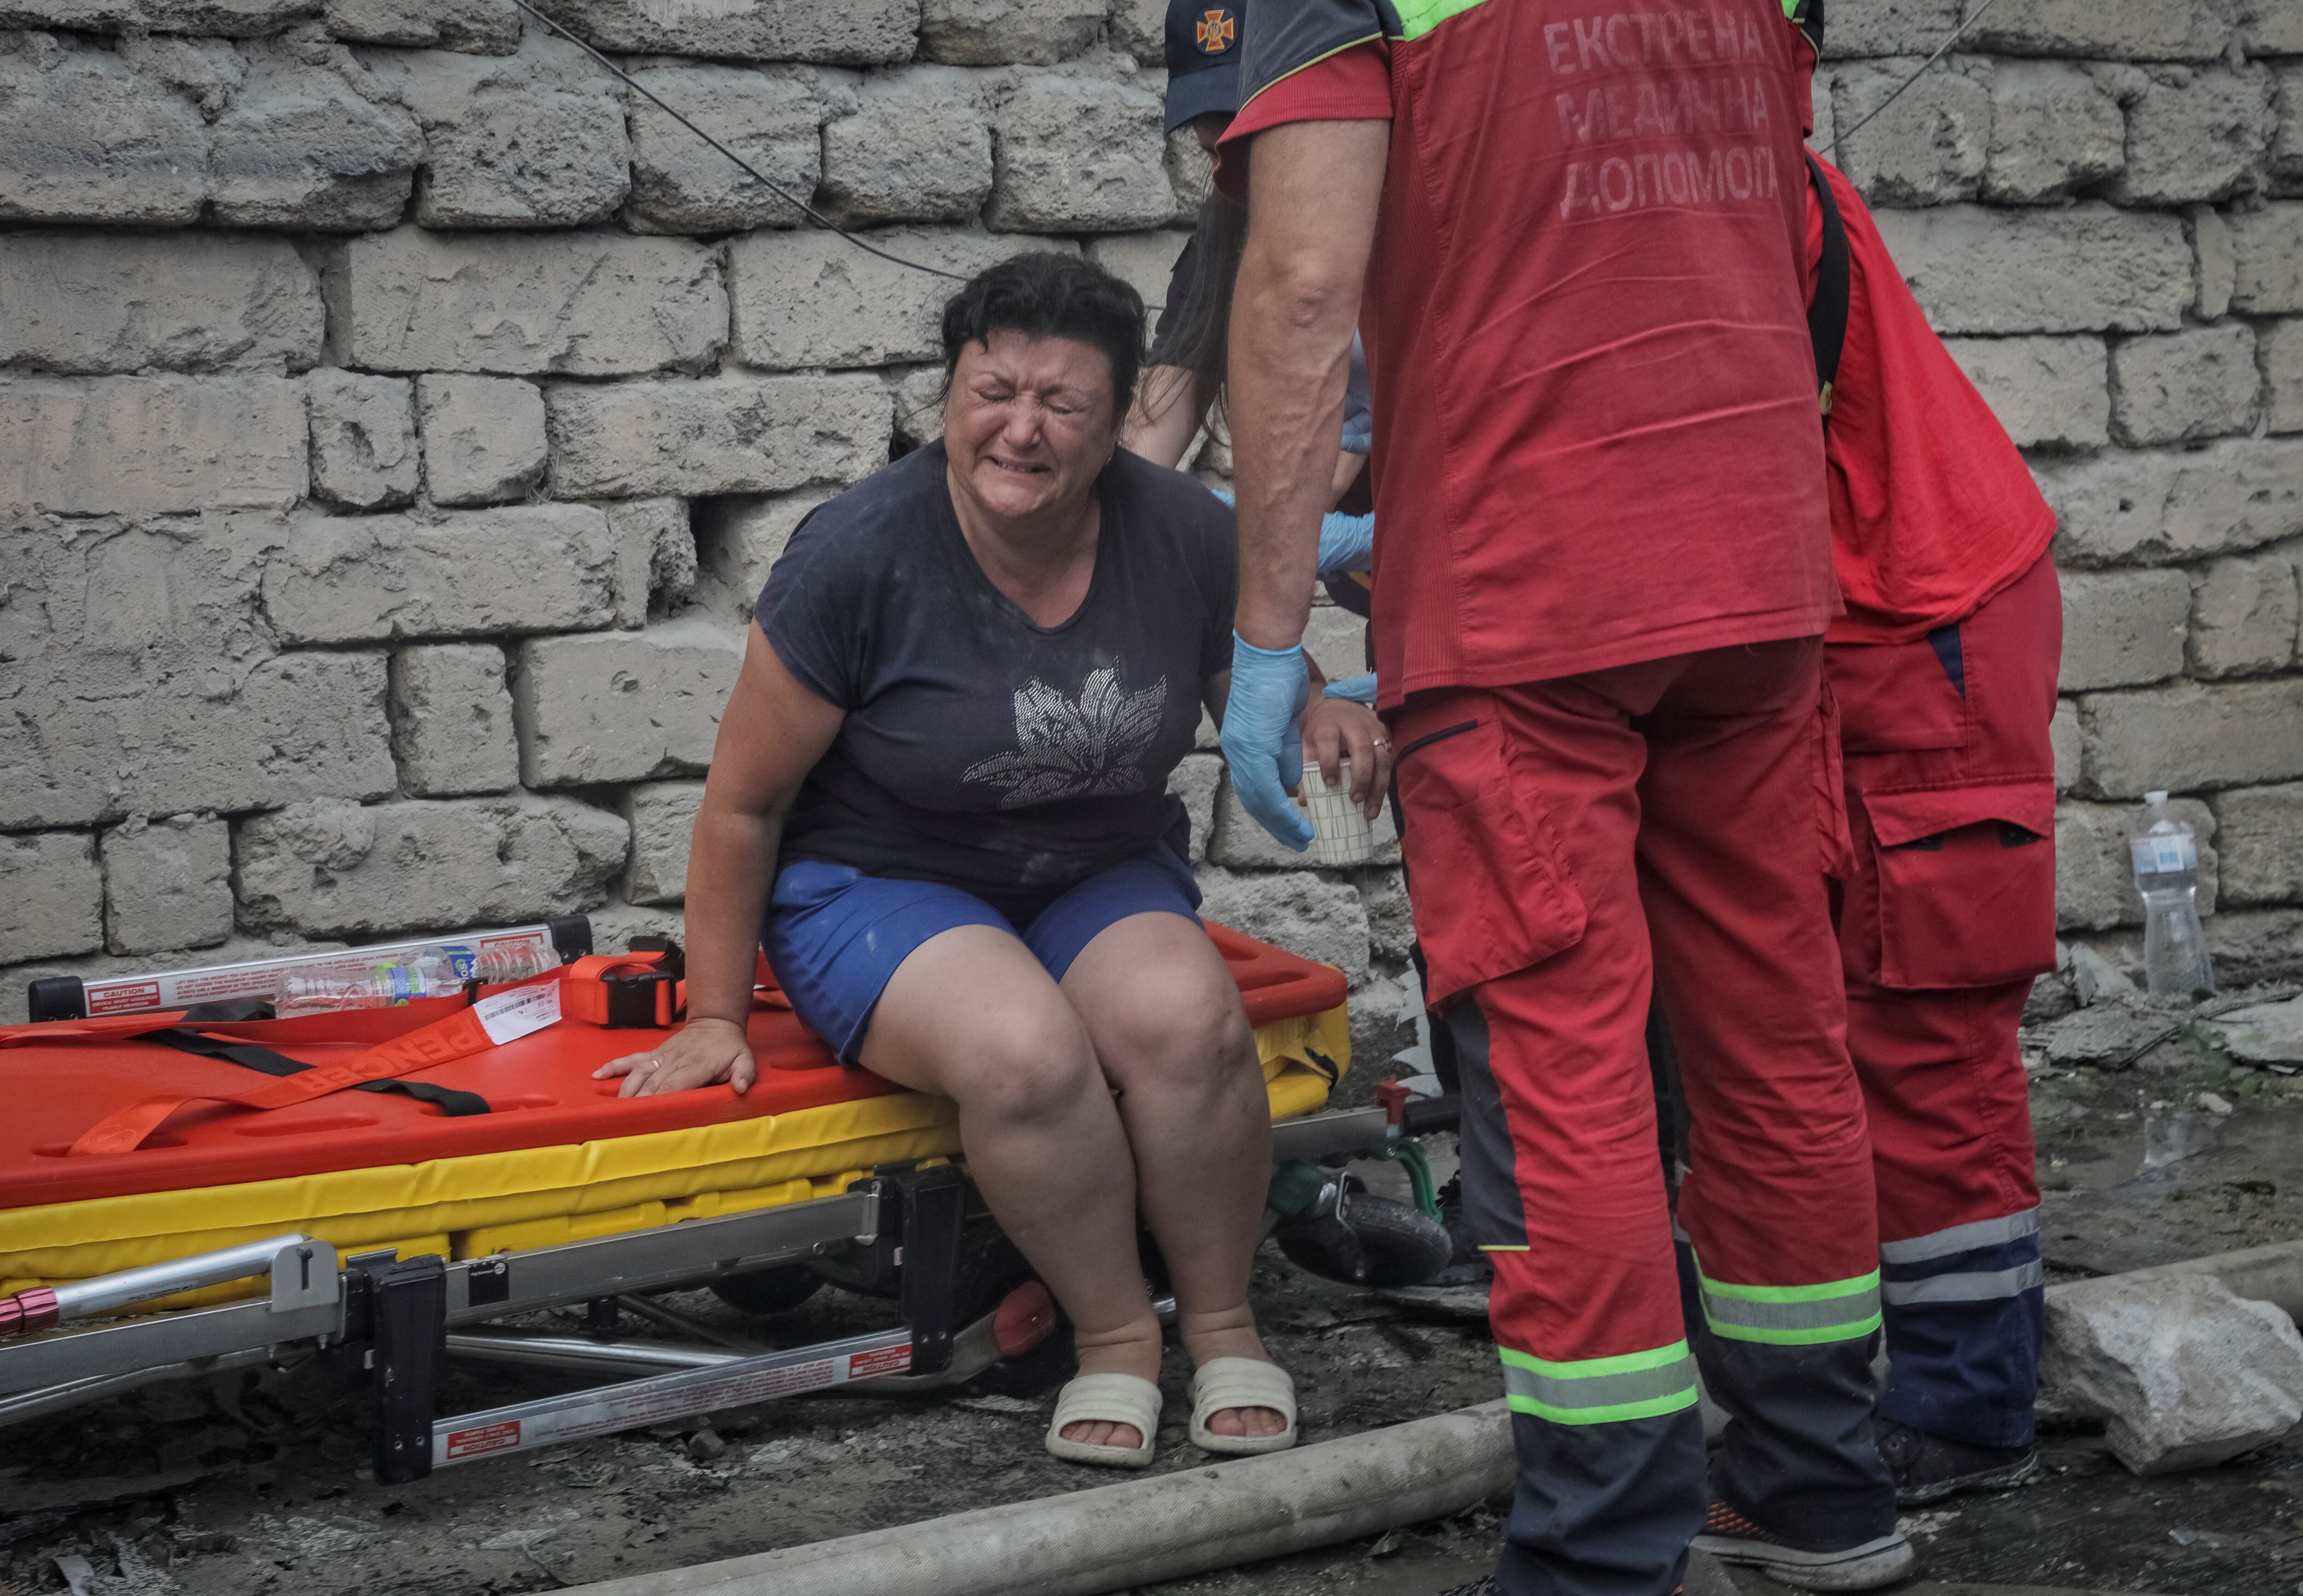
1095, 957, 1256, 1092
953, 999, 1101, 1124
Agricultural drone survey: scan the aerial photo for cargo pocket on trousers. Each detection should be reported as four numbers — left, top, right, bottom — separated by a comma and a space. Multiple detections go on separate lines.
1394, 714, 1588, 1008
1862, 778, 2058, 990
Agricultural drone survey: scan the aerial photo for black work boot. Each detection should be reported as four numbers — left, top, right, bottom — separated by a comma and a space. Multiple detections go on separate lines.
1694, 1501, 1915, 1591
1434, 1580, 1499, 1596
1431, 1173, 1493, 1287
1876, 1418, 2041, 1505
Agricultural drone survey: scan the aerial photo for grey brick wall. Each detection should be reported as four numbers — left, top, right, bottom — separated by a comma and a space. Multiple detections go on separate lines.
3, 0, 2301, 1022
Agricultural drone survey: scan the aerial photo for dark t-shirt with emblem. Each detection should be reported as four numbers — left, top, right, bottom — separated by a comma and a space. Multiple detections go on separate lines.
758, 442, 1236, 922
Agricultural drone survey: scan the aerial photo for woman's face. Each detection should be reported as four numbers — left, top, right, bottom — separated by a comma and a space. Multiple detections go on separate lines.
944, 331, 1122, 526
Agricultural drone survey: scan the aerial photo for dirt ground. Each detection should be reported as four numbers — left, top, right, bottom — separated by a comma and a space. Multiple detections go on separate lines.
5, 994, 2303, 1596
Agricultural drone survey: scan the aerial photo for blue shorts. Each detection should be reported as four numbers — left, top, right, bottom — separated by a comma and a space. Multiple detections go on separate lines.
763, 848, 1203, 1064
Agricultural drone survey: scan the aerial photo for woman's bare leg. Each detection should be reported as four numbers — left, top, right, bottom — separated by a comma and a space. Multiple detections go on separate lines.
1060, 913, 1286, 1439
859, 925, 1160, 1450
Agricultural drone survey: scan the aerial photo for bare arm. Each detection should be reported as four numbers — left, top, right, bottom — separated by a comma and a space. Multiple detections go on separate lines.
1227, 120, 1389, 651
599, 625, 844, 1096
1123, 364, 1216, 469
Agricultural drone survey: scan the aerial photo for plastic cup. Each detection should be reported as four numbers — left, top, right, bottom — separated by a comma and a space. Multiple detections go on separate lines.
1301, 758, 1376, 866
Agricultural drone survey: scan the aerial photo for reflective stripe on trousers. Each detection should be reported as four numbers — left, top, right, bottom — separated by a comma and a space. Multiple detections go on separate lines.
1500, 1341, 1701, 1426
1697, 1266, 1882, 1346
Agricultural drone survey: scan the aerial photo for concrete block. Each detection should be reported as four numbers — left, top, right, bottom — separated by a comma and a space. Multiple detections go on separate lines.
2266, 320, 2303, 434
1210, 780, 1398, 872
2110, 324, 2261, 446
0, 232, 323, 375
206, 41, 424, 230
366, 34, 630, 228
1165, 124, 1210, 221
0, 831, 102, 964
1982, 60, 2125, 205
415, 374, 547, 506
2213, 783, 2303, 906
1818, 0, 1957, 56
890, 363, 947, 447
388, 642, 518, 796
2055, 797, 2217, 931
0, 375, 308, 517
2246, 0, 2303, 55
2231, 204, 2303, 312
729, 227, 1072, 371
513, 619, 744, 787
622, 779, 703, 904
694, 488, 832, 618
2058, 569, 2191, 692
2271, 62, 2303, 192
306, 369, 418, 511
1964, 0, 2237, 63
234, 794, 628, 938
2052, 698, 2081, 792
515, 0, 916, 64
1303, 605, 1369, 686
2081, 679, 2303, 798
1939, 335, 2109, 449
918, 0, 1101, 63
1870, 204, 2192, 337
987, 70, 1174, 233
111, 33, 243, 110
1109, 0, 1162, 64
2108, 64, 2274, 208
2208, 907, 2303, 985
1085, 229, 1191, 326
266, 503, 619, 643
99, 815, 231, 955
818, 68, 994, 225
1830, 58, 1989, 207
546, 375, 892, 499
1193, 865, 1370, 986
0, 0, 317, 29
605, 497, 697, 627
1168, 752, 1221, 866
2189, 552, 2299, 679
0, 35, 206, 224
321, 227, 726, 376
2041, 1274, 2303, 1476
322, 0, 516, 50
2193, 204, 2237, 319
625, 64, 821, 234
2041, 439, 2303, 567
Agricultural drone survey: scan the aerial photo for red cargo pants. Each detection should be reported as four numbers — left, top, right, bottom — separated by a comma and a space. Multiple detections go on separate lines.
1393, 635, 1894, 1590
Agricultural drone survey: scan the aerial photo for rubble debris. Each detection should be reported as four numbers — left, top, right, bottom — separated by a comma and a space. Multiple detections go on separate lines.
2041, 1001, 2180, 1069
2204, 995, 2303, 1067
2041, 1272, 2303, 1474
2069, 942, 2136, 1007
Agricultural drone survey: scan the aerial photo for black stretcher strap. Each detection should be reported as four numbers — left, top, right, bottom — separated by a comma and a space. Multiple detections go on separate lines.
1805, 148, 1850, 424
143, 1026, 492, 1118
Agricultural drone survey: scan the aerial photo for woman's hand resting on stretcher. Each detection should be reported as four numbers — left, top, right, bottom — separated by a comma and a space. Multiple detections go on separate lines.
597, 1016, 757, 1098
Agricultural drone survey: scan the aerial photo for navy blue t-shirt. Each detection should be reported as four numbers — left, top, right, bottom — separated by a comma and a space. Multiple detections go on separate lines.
758, 442, 1236, 922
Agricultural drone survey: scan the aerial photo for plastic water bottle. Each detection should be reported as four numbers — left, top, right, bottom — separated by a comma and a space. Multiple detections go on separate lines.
277, 952, 462, 1015
2130, 791, 2215, 998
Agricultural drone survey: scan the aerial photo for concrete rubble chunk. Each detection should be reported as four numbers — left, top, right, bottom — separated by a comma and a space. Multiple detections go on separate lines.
2231, 205, 2303, 314
917, 0, 1102, 64
2057, 569, 2191, 693
0, 375, 309, 517
1167, 753, 1221, 866
1964, 0, 2238, 63
2041, 1273, 2303, 1475
624, 63, 820, 234
545, 375, 892, 500
0, 831, 103, 964
321, 227, 726, 376
513, 620, 744, 787
307, 368, 417, 510
2189, 552, 2300, 680
2109, 324, 2259, 447
622, 780, 703, 904
2055, 797, 2216, 931
0, 35, 209, 224
987, 70, 1175, 233
1939, 335, 2108, 449
265, 503, 618, 642
817, 68, 995, 226
2040, 998, 2181, 1069
359, 32, 630, 228
2081, 679, 2303, 799
2214, 783, 2303, 907
2041, 439, 2303, 568
516, 0, 917, 65
730, 228, 1074, 371
389, 641, 518, 796
2205, 996, 2303, 1066
1830, 57, 1990, 208
694, 489, 831, 619
0, 232, 324, 375
415, 373, 547, 506
1871, 204, 2192, 336
2106, 64, 2275, 209
234, 793, 629, 938
207, 39, 424, 230
2067, 940, 2134, 1006
2265, 320, 2303, 434
100, 815, 232, 955
1982, 59, 2126, 205
604, 498, 696, 627
322, 0, 515, 51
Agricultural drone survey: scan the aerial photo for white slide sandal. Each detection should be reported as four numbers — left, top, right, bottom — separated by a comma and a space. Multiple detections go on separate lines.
1044, 1372, 1163, 1468
1188, 1357, 1299, 1456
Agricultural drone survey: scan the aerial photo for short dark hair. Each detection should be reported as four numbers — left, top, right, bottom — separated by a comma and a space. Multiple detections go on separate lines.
939, 253, 1146, 419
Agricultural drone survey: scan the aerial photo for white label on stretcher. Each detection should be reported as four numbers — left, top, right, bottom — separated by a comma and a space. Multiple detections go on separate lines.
475, 982, 562, 1045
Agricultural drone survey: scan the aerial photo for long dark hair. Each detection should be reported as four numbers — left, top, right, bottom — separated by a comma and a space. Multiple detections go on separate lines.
1141, 190, 1249, 429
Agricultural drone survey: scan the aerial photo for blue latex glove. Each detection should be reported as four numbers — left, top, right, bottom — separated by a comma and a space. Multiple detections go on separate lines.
1317, 511, 1374, 578
1211, 488, 1235, 507
1322, 671, 1378, 706
1220, 634, 1314, 852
